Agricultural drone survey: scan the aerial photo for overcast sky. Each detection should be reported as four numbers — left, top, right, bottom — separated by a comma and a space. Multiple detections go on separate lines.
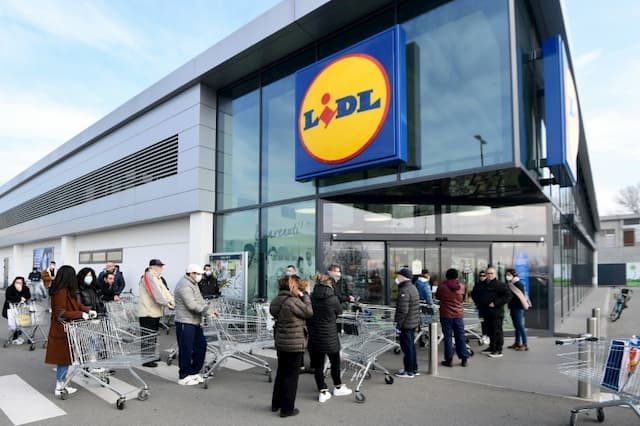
0, 0, 637, 215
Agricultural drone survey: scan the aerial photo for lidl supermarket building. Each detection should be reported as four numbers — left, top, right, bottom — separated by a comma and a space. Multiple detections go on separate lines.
0, 0, 599, 332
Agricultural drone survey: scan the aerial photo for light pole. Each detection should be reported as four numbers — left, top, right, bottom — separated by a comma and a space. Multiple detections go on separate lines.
473, 134, 487, 167
506, 224, 520, 263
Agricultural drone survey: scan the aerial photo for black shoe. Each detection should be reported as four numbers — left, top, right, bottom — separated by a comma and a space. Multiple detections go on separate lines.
280, 409, 299, 418
461, 359, 468, 367
142, 361, 158, 368
440, 360, 452, 367
481, 348, 492, 354
271, 406, 279, 413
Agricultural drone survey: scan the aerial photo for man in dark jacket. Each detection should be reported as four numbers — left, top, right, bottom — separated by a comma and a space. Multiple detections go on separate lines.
308, 274, 352, 403
394, 267, 421, 378
473, 266, 512, 357
97, 262, 125, 298
198, 264, 219, 298
327, 264, 354, 304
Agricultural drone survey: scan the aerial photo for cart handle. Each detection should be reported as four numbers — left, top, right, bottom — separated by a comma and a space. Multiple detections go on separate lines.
555, 336, 599, 345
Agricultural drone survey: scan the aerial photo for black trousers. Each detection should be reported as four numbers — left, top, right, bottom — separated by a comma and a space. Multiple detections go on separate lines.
139, 316, 160, 361
485, 316, 504, 353
272, 351, 303, 414
310, 351, 341, 391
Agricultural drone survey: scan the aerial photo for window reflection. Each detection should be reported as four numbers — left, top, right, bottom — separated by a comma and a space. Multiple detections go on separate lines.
323, 202, 435, 234
442, 204, 547, 235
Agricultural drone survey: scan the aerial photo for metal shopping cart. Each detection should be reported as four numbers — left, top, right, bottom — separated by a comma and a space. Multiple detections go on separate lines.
337, 304, 399, 403
62, 318, 157, 409
4, 302, 48, 350
200, 312, 273, 388
104, 300, 138, 331
556, 336, 640, 425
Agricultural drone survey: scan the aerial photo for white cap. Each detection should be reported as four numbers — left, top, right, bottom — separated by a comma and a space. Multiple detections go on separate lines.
186, 264, 204, 274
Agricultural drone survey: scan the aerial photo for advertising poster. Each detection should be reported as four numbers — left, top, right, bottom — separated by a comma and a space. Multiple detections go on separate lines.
33, 247, 54, 271
515, 251, 530, 295
209, 252, 248, 305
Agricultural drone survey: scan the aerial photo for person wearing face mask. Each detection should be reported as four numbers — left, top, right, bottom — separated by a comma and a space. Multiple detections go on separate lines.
41, 261, 56, 290
76, 268, 106, 316
3, 276, 31, 344
394, 268, 421, 378
173, 264, 217, 385
415, 269, 433, 304
506, 268, 530, 351
327, 264, 354, 305
198, 264, 219, 299
471, 270, 491, 347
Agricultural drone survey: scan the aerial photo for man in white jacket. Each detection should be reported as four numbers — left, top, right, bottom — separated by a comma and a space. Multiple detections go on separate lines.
138, 259, 175, 367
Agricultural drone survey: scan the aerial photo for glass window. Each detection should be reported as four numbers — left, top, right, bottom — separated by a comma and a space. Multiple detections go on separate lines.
442, 205, 547, 235
263, 200, 316, 300
261, 75, 314, 202
79, 252, 91, 263
217, 81, 260, 209
323, 202, 435, 234
216, 209, 260, 301
400, 0, 513, 179
321, 241, 386, 304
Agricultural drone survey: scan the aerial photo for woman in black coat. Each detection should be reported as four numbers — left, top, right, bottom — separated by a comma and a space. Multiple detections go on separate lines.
2, 276, 31, 342
76, 267, 105, 315
307, 274, 352, 403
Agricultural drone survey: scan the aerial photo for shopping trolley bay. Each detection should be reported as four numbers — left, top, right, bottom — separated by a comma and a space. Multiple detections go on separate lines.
1, 291, 639, 425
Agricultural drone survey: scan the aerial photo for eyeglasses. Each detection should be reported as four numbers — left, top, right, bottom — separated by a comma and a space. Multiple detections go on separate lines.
486, 272, 495, 275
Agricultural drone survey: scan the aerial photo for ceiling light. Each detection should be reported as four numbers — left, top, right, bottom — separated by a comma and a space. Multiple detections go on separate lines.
295, 207, 316, 214
364, 213, 392, 222
458, 206, 492, 217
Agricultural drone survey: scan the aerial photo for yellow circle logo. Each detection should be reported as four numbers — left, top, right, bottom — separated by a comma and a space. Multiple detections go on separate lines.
298, 54, 390, 164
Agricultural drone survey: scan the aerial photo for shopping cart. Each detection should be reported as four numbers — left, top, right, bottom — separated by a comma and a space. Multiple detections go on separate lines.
159, 308, 175, 335
337, 304, 399, 403
104, 300, 138, 331
3, 302, 48, 350
62, 318, 157, 409
200, 312, 273, 388
556, 336, 640, 425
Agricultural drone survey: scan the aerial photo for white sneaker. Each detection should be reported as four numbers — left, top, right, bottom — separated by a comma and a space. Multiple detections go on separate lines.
333, 384, 352, 396
54, 382, 77, 397
318, 389, 332, 403
12, 338, 24, 345
191, 374, 205, 384
178, 376, 199, 386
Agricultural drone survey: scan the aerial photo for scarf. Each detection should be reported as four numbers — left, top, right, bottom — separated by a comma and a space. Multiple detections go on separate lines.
508, 281, 531, 310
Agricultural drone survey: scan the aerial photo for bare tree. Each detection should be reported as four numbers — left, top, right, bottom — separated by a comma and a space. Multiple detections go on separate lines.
616, 183, 640, 214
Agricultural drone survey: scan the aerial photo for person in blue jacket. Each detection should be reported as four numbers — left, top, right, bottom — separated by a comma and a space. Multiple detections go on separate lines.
415, 269, 433, 304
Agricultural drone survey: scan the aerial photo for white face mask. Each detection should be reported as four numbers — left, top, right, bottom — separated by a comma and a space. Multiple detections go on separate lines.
195, 274, 202, 282
205, 270, 212, 277
395, 277, 401, 285
84, 275, 93, 285
329, 271, 341, 280
506, 275, 513, 281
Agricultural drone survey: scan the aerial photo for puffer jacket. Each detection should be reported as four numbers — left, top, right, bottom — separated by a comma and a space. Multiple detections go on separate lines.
270, 290, 313, 353
78, 284, 105, 314
435, 279, 465, 319
174, 275, 208, 325
473, 278, 512, 318
395, 281, 420, 329
308, 282, 342, 354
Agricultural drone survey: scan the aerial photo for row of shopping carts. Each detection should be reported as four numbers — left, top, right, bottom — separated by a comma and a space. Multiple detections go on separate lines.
3, 302, 48, 350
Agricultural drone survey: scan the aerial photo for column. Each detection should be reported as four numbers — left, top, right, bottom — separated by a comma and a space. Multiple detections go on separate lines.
189, 212, 214, 265
60, 236, 77, 269
11, 244, 24, 283
592, 250, 598, 288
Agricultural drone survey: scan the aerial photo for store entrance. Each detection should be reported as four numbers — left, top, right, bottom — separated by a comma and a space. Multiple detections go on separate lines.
388, 243, 490, 303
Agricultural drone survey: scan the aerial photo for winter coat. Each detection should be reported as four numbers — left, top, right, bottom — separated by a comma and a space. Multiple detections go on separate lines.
472, 278, 512, 319
97, 270, 126, 295
395, 281, 420, 330
45, 288, 89, 365
471, 279, 489, 317
508, 280, 526, 310
198, 274, 219, 298
138, 271, 174, 318
435, 279, 465, 319
308, 282, 343, 354
2, 285, 31, 318
174, 275, 208, 325
77, 284, 106, 314
42, 269, 55, 288
270, 290, 313, 353
415, 278, 433, 304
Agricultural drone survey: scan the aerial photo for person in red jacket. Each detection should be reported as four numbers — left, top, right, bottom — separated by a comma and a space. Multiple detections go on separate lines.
435, 268, 468, 367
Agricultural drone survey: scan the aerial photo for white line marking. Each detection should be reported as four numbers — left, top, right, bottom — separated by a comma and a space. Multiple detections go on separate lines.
0, 374, 66, 425
71, 372, 139, 404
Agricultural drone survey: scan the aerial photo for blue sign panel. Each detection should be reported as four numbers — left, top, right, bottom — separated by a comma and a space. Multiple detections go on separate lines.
543, 35, 580, 187
294, 26, 407, 181
515, 251, 530, 296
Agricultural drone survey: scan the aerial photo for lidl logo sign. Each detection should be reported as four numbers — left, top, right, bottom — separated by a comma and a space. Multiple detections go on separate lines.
295, 26, 406, 181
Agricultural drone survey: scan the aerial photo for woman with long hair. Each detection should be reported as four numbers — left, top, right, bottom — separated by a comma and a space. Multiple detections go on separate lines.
76, 267, 105, 315
44, 265, 95, 398
2, 276, 31, 344
270, 275, 313, 417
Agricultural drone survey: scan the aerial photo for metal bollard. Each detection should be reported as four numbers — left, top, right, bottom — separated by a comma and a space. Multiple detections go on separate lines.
429, 321, 438, 376
577, 317, 598, 399
592, 307, 600, 321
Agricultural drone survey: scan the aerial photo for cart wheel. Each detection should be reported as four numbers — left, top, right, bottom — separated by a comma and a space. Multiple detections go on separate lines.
203, 381, 209, 390
468, 348, 474, 357
116, 398, 126, 410
596, 408, 604, 422
354, 391, 365, 403
267, 373, 272, 383
394, 347, 401, 354
384, 375, 394, 385
29, 344, 36, 351
42, 342, 47, 349
365, 371, 372, 380
166, 358, 172, 366
166, 329, 170, 336
104, 377, 110, 385
3, 340, 9, 348
59, 389, 68, 400
569, 413, 577, 426
137, 390, 149, 401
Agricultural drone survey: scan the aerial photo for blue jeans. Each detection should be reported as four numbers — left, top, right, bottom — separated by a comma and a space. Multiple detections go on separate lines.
175, 322, 207, 379
56, 365, 69, 382
441, 317, 468, 361
399, 329, 417, 374
510, 309, 528, 345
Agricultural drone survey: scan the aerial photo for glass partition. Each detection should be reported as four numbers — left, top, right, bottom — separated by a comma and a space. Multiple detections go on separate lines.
442, 204, 547, 235
323, 202, 435, 234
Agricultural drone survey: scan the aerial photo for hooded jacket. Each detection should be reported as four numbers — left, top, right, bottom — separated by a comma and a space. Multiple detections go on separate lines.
270, 290, 313, 353
435, 279, 465, 319
308, 281, 343, 354
395, 280, 420, 329
472, 278, 512, 318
